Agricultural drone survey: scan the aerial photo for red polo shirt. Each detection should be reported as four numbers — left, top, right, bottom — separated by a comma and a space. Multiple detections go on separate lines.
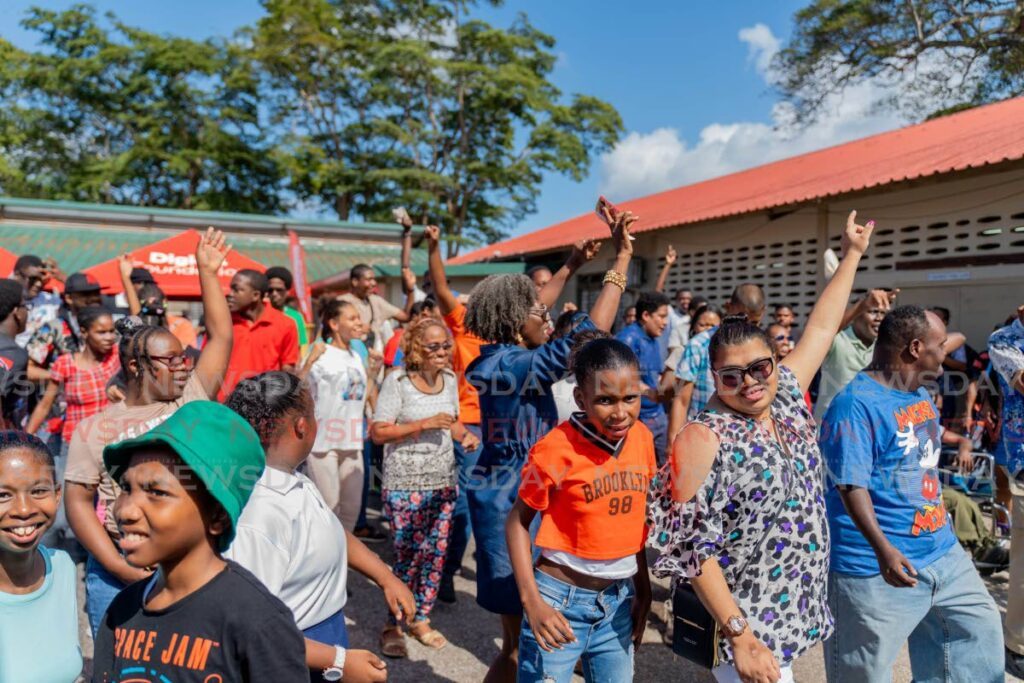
220, 305, 300, 399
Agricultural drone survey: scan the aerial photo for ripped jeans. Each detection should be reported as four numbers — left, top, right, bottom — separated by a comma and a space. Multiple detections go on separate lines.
518, 569, 635, 683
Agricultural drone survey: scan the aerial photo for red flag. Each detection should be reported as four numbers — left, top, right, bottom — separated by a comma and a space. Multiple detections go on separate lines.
288, 230, 313, 322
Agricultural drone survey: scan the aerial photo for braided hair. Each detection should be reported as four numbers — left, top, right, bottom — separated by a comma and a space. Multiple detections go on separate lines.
115, 316, 168, 383
225, 371, 312, 448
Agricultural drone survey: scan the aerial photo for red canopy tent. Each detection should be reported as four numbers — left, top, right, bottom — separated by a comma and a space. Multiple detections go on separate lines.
83, 229, 266, 298
0, 246, 16, 277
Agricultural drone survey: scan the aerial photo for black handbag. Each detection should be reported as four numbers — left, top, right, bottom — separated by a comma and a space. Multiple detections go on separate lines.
671, 581, 721, 668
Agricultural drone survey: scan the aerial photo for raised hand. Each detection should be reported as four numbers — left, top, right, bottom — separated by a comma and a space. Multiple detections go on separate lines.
392, 206, 413, 230
569, 238, 602, 268
196, 226, 231, 274
118, 254, 135, 281
401, 267, 416, 294
664, 244, 677, 266
612, 211, 637, 258
424, 225, 441, 249
841, 210, 874, 256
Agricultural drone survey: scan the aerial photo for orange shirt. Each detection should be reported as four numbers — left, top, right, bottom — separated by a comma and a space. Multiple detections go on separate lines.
167, 313, 197, 349
443, 304, 483, 425
519, 415, 656, 560
220, 305, 300, 400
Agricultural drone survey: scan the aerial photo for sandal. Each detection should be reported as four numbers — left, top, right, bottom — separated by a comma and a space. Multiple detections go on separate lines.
410, 621, 448, 650
379, 626, 408, 658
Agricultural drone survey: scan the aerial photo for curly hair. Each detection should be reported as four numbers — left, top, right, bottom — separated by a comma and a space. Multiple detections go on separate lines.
465, 274, 535, 344
225, 371, 312, 448
401, 317, 452, 371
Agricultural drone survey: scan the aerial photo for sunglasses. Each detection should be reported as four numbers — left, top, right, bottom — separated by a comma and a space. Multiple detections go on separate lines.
424, 342, 453, 353
712, 356, 775, 389
150, 354, 194, 370
773, 334, 791, 342
529, 303, 551, 321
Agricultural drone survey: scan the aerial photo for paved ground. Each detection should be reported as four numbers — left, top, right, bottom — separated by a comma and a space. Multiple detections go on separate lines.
75, 504, 1021, 682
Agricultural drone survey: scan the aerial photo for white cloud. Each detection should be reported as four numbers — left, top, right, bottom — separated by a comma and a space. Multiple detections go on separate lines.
598, 24, 909, 199
738, 23, 780, 76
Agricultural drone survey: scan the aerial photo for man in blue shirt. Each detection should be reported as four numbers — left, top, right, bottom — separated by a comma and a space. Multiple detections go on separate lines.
616, 291, 670, 463
820, 305, 1003, 683
988, 303, 1024, 676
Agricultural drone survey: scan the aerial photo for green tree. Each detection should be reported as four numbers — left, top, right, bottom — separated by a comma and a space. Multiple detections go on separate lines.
775, 0, 1024, 123
0, 4, 281, 212
251, 0, 622, 254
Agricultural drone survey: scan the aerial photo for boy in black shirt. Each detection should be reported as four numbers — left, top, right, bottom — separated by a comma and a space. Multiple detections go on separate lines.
93, 401, 307, 682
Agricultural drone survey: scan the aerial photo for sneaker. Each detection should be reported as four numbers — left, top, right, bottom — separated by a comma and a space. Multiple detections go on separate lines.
438, 574, 456, 604
1007, 648, 1024, 678
353, 526, 387, 543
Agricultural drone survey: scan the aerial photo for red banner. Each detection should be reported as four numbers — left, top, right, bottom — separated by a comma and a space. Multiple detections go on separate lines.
288, 230, 313, 322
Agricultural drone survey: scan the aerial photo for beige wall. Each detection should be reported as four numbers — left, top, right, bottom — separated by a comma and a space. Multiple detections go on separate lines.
562, 165, 1024, 348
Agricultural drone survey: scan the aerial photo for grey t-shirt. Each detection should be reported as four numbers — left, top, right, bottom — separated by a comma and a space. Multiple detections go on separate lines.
373, 369, 459, 491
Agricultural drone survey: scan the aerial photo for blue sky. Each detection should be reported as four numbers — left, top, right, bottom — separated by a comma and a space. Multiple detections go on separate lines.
0, 1, 908, 238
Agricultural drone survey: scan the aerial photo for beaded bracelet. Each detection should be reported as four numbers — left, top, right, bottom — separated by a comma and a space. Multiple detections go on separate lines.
603, 270, 627, 290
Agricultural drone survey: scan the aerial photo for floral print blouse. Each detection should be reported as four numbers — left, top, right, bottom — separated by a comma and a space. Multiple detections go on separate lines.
648, 366, 832, 664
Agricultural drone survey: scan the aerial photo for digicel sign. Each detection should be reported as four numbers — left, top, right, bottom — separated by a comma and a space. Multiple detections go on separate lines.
82, 229, 266, 299
147, 250, 242, 279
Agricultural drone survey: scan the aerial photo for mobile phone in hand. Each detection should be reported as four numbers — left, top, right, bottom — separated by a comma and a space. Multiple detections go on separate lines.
595, 195, 620, 224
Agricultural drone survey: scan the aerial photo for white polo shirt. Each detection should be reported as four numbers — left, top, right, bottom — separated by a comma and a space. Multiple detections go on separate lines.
225, 467, 348, 630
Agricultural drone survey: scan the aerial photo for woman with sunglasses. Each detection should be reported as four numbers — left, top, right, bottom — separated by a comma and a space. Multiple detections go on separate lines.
650, 211, 874, 683
63, 228, 233, 636
463, 210, 634, 682
370, 317, 478, 656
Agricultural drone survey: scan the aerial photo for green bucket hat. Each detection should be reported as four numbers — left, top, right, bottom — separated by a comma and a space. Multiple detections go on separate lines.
103, 401, 266, 551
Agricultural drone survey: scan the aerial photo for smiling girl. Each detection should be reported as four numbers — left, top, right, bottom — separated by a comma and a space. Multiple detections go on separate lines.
506, 338, 655, 682
649, 210, 874, 683
0, 431, 82, 682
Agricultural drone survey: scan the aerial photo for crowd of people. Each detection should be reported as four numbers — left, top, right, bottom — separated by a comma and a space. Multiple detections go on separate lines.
0, 205, 1022, 683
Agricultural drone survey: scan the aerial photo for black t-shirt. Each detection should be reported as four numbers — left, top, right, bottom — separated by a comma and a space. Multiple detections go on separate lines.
0, 332, 29, 427
92, 561, 307, 683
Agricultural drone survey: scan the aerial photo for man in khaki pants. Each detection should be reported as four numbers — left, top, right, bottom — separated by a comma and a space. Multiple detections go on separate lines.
988, 304, 1024, 677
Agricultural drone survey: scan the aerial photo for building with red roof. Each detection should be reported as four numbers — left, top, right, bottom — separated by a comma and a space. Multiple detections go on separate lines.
454, 96, 1024, 346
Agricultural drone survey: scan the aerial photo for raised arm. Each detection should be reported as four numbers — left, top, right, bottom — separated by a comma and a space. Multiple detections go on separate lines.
192, 228, 234, 396
118, 255, 142, 315
783, 211, 873, 391
654, 245, 676, 294
423, 226, 459, 315
588, 211, 636, 331
537, 238, 603, 310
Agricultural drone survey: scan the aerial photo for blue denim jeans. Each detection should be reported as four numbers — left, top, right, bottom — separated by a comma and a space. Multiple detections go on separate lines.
443, 423, 481, 579
641, 412, 668, 466
518, 570, 635, 683
825, 543, 1003, 683
85, 554, 127, 638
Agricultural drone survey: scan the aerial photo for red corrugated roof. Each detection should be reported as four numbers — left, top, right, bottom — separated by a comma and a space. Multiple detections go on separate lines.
452, 96, 1024, 264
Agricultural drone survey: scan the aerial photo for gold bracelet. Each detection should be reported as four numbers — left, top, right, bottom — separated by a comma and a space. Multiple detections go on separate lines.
603, 270, 627, 290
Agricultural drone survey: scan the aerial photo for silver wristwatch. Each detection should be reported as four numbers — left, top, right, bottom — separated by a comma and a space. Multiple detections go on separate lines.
721, 614, 749, 638
322, 646, 346, 681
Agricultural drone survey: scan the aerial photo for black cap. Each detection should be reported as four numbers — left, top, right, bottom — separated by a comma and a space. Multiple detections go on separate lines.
64, 272, 102, 294
129, 267, 156, 284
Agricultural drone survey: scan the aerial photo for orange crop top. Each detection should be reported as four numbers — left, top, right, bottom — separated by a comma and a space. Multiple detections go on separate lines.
518, 414, 656, 561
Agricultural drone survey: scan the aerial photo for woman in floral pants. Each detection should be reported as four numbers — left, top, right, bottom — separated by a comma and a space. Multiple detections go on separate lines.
371, 318, 481, 656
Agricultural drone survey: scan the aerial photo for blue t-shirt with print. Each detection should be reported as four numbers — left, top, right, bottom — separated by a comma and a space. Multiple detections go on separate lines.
616, 322, 666, 420
819, 372, 956, 576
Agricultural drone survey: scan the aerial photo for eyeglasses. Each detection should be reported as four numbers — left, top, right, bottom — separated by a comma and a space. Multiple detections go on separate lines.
424, 342, 454, 353
149, 354, 194, 370
712, 357, 775, 389
529, 303, 551, 321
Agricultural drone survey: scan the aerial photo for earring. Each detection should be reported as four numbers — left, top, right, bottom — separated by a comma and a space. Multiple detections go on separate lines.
514, 332, 524, 345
